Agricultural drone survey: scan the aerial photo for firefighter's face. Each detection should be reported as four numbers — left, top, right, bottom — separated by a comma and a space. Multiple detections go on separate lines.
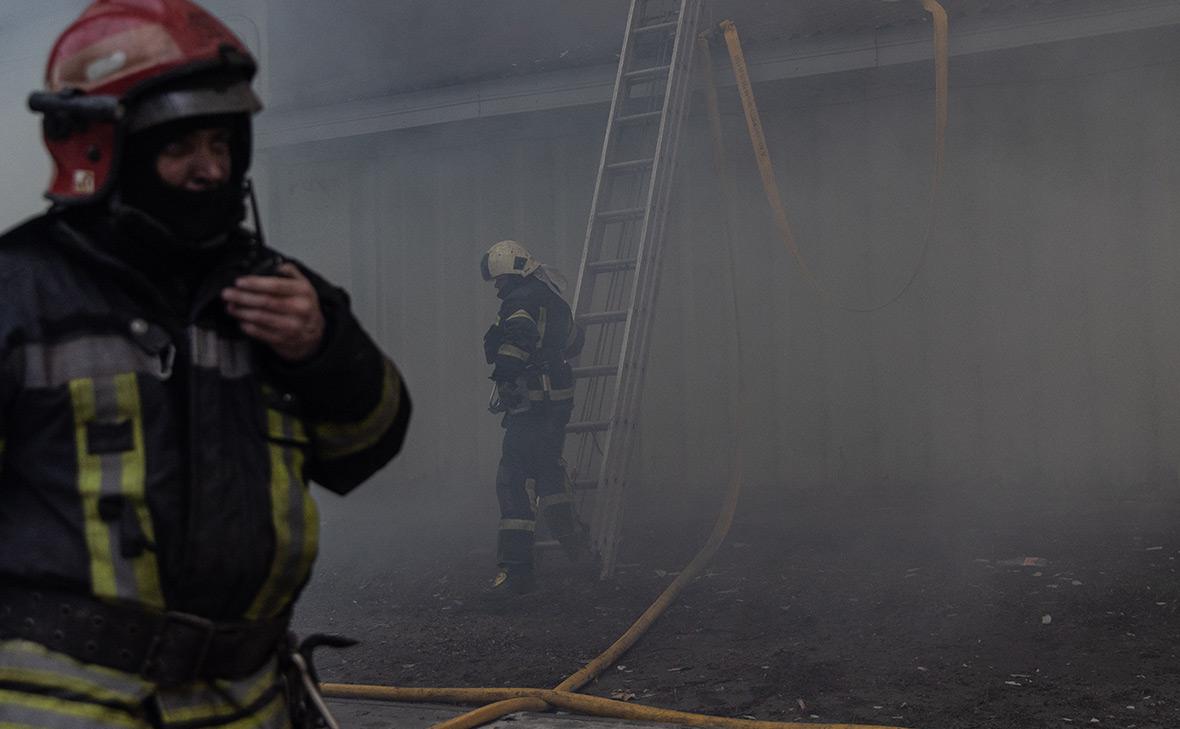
155, 127, 233, 191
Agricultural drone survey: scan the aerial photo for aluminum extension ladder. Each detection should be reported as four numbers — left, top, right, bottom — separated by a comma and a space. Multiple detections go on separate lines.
564, 0, 704, 578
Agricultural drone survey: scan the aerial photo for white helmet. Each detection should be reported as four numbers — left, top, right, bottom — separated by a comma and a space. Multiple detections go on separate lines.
481, 239, 540, 281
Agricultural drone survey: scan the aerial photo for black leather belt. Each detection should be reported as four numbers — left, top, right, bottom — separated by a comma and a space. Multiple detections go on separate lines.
0, 586, 289, 687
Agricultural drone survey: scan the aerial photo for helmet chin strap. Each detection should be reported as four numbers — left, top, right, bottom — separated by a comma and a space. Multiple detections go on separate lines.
244, 177, 267, 248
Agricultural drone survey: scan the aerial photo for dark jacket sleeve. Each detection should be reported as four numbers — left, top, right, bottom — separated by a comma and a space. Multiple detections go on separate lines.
564, 316, 585, 360
490, 289, 540, 382
265, 263, 411, 495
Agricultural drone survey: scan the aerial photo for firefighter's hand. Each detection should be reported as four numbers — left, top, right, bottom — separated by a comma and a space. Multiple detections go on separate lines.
222, 262, 325, 362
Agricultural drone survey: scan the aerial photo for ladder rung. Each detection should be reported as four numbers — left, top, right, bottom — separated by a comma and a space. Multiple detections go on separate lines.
567, 420, 612, 434
577, 310, 628, 326
632, 20, 677, 35
572, 365, 618, 379
606, 158, 654, 172
587, 258, 637, 274
624, 64, 671, 81
572, 479, 599, 491
596, 207, 646, 223
615, 110, 662, 125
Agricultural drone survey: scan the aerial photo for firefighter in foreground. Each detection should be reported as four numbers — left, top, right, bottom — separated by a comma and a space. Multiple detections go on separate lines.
0, 1, 410, 726
482, 240, 587, 595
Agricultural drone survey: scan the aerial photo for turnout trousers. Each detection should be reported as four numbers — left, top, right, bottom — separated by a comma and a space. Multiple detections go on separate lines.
495, 400, 578, 566
0, 640, 291, 728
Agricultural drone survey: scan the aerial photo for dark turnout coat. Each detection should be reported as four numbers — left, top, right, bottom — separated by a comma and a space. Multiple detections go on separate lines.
484, 275, 583, 403
0, 210, 411, 622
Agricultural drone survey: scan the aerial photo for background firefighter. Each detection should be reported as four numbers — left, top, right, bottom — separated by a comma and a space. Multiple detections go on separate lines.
481, 239, 587, 595
0, 1, 411, 727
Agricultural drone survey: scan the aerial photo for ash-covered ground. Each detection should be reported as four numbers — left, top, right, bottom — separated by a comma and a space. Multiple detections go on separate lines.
296, 487, 1180, 729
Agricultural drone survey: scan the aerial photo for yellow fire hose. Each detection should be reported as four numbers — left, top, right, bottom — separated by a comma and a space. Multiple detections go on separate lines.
323, 450, 905, 729
722, 0, 948, 312
320, 4, 947, 726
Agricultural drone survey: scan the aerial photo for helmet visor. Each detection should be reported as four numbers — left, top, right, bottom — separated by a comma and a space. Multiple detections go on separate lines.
128, 79, 261, 133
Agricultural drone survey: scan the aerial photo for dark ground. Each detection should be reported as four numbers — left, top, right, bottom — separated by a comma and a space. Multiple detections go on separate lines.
296, 488, 1180, 729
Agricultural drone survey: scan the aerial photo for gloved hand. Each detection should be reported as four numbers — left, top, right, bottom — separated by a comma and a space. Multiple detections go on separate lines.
497, 380, 525, 410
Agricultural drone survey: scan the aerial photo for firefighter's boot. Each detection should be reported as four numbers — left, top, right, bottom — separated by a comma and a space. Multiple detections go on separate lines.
490, 563, 535, 596
491, 526, 536, 596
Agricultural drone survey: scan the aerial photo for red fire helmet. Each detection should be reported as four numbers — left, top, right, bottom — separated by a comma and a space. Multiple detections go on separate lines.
29, 0, 262, 205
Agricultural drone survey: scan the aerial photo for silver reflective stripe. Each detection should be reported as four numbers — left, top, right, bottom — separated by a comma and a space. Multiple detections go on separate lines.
499, 518, 536, 532
497, 343, 529, 361
188, 327, 254, 378
524, 477, 538, 512
505, 309, 535, 325
0, 640, 149, 707
22, 338, 167, 388
93, 379, 139, 602
528, 387, 573, 401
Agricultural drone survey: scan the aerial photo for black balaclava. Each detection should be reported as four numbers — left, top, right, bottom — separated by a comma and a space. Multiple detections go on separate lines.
117, 113, 251, 248
496, 275, 528, 300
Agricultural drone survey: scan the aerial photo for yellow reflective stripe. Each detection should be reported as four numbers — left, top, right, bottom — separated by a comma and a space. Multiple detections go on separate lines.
69, 379, 116, 600
216, 691, 286, 729
499, 518, 536, 532
0, 687, 142, 728
505, 309, 535, 325
0, 639, 150, 706
527, 387, 573, 401
497, 343, 529, 361
115, 374, 162, 609
312, 359, 402, 460
0, 667, 140, 708
70, 376, 163, 607
539, 493, 572, 508
246, 411, 318, 620
156, 663, 278, 724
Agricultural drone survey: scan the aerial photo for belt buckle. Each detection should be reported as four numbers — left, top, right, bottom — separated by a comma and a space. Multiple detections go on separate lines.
141, 611, 216, 686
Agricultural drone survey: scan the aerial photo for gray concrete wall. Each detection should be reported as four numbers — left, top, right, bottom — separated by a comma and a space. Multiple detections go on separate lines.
2, 5, 1177, 530
259, 26, 1180, 525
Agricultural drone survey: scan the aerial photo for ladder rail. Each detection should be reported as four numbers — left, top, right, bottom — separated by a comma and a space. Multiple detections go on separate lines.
587, 0, 704, 574
571, 0, 644, 318
569, 0, 669, 491
563, 0, 704, 577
